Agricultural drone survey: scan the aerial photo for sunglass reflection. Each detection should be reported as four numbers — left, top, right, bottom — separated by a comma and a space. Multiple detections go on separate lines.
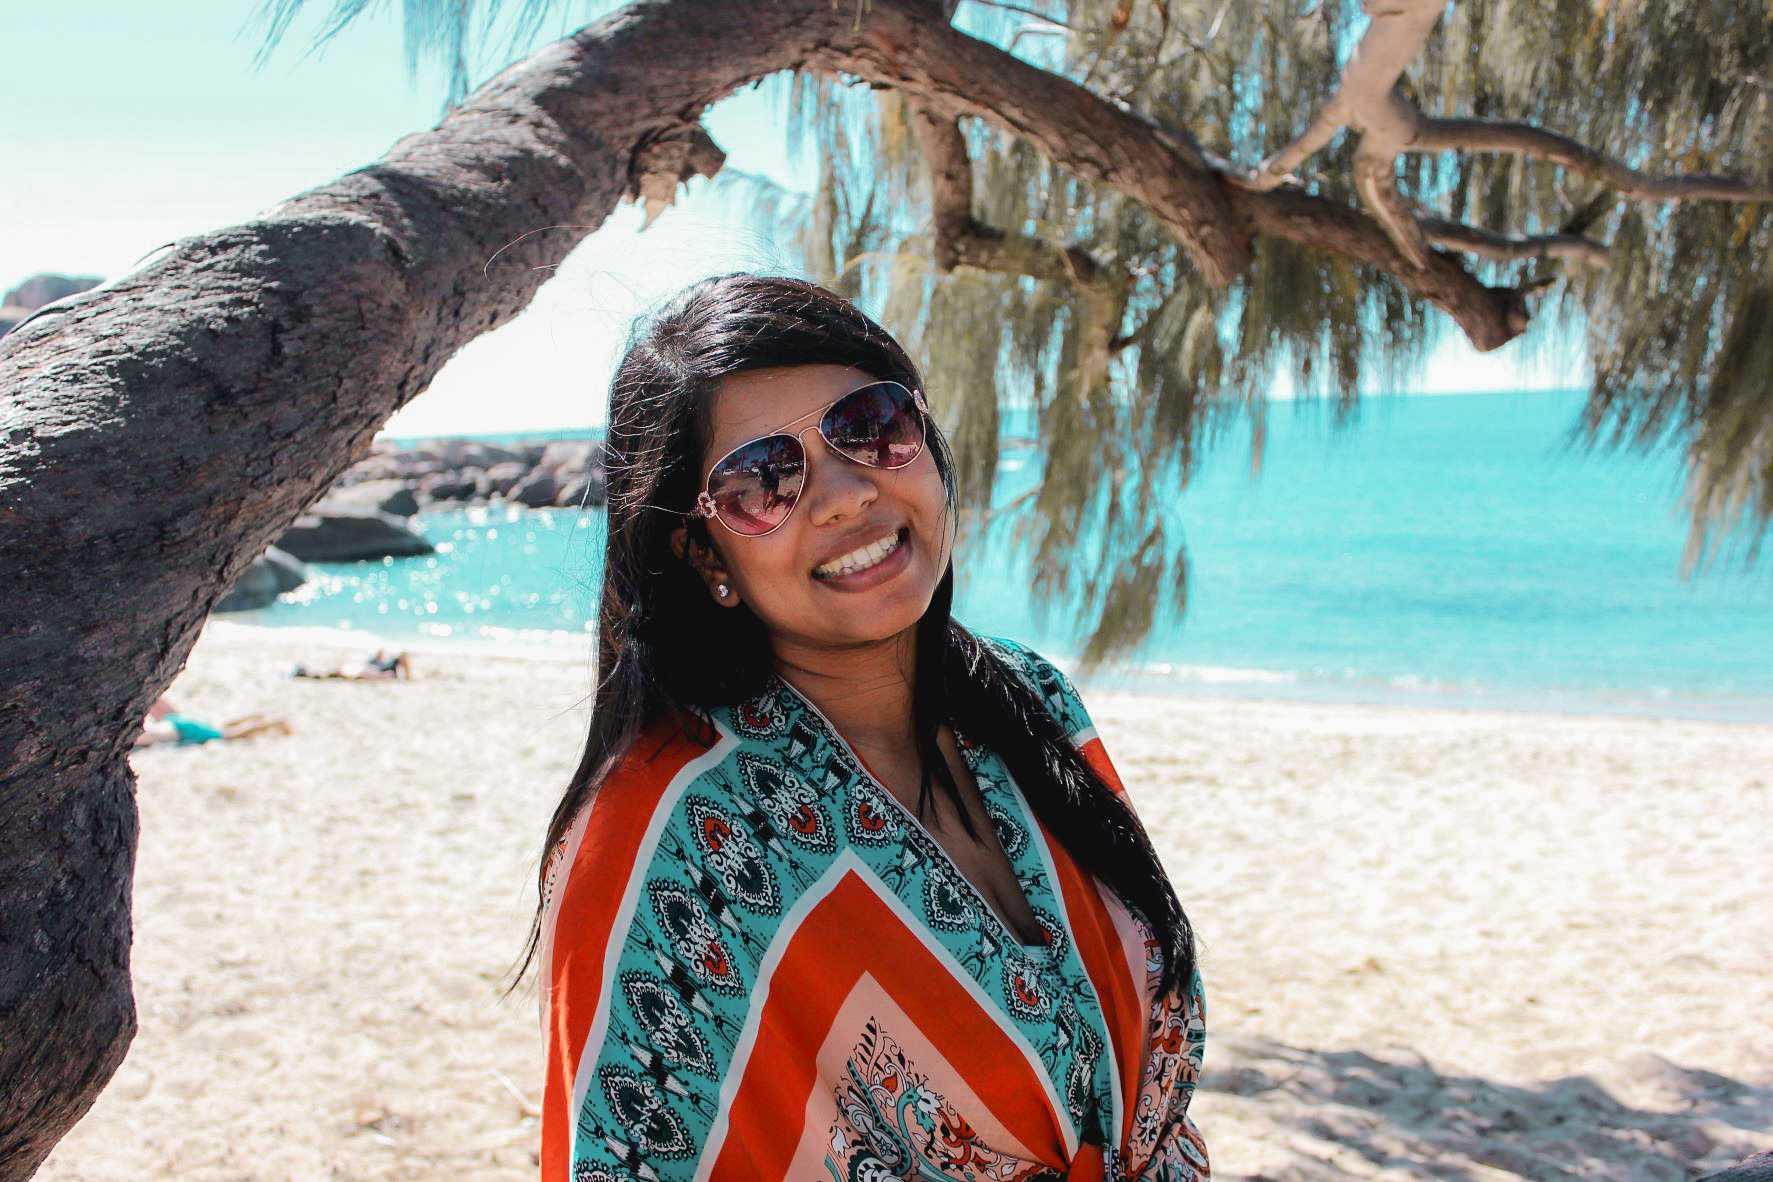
692, 381, 929, 537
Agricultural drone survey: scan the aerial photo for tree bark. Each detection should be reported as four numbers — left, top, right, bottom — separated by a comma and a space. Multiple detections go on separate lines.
0, 0, 1549, 1172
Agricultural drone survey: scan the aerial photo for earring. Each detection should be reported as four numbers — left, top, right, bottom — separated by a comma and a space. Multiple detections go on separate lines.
716, 583, 730, 599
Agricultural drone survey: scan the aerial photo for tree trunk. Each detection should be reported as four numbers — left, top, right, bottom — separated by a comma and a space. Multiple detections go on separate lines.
0, 0, 1536, 1172
0, 3, 832, 1172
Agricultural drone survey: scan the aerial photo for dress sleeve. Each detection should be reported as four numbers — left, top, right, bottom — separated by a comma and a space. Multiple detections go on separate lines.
538, 726, 740, 1182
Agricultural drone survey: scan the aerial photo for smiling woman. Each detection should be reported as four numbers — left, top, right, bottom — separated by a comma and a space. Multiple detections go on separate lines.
515, 273, 1208, 1181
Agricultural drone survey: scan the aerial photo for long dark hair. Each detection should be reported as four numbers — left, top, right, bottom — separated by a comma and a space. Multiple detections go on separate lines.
512, 273, 1195, 997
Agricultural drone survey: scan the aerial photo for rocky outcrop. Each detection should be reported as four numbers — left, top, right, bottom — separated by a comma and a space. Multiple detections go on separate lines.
0, 273, 102, 337
314, 478, 420, 518
323, 434, 607, 513
275, 508, 435, 562
1701, 1151, 1773, 1182
215, 546, 311, 612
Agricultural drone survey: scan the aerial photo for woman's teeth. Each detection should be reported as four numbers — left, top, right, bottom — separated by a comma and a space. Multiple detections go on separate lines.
813, 529, 902, 580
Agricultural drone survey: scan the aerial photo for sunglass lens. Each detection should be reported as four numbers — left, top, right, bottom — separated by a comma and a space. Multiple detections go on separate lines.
706, 435, 806, 535
822, 382, 925, 469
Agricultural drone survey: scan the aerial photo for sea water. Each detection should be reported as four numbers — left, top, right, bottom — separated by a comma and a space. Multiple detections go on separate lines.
234, 389, 1773, 722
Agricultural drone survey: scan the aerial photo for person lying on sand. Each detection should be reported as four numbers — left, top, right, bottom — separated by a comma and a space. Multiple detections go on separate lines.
134, 694, 292, 747
289, 647, 413, 681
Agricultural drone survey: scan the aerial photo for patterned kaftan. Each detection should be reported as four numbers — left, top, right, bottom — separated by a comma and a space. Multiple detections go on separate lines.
538, 636, 1209, 1181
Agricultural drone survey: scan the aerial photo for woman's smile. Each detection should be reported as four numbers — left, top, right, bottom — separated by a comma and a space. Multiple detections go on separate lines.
809, 524, 913, 592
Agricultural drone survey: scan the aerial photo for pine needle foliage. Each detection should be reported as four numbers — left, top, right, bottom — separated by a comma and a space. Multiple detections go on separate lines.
256, 0, 1773, 667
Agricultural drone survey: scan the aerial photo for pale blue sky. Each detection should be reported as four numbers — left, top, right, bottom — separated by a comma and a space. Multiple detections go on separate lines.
2, 1, 1583, 436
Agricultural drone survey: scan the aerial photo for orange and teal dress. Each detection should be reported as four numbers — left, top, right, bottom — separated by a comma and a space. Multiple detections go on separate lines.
538, 636, 1209, 1181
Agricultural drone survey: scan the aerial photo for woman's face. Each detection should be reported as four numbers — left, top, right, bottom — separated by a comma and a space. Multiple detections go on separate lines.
671, 363, 954, 652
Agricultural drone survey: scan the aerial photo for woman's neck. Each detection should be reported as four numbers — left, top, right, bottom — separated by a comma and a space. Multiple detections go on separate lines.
771, 629, 920, 755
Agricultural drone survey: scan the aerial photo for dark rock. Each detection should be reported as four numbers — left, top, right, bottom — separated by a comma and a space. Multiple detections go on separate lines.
511, 470, 559, 508
1700, 1151, 1773, 1182
539, 440, 600, 479
0, 273, 103, 338
275, 509, 433, 562
439, 439, 521, 469
317, 478, 420, 517
484, 461, 528, 496
215, 546, 310, 611
4, 274, 101, 309
376, 485, 420, 517
554, 472, 607, 508
418, 472, 477, 502
335, 454, 405, 485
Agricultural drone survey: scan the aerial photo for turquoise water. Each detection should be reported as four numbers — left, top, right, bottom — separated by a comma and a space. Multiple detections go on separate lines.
236, 389, 1773, 721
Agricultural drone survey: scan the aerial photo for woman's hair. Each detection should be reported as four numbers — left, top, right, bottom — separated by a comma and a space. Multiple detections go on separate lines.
512, 272, 1195, 996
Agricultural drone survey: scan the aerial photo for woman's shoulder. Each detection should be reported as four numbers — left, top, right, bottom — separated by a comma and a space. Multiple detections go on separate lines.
539, 713, 729, 919
976, 633, 1096, 744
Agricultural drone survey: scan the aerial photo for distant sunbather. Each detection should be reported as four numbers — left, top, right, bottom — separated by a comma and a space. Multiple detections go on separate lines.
134, 694, 292, 747
289, 646, 412, 681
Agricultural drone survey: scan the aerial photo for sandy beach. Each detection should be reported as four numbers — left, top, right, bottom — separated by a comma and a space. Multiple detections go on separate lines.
37, 619, 1773, 1181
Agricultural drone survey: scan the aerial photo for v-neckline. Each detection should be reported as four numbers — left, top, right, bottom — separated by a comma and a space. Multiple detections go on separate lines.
768, 672, 1054, 955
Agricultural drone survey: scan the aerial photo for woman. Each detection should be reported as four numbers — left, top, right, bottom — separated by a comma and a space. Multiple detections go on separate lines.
522, 274, 1208, 1181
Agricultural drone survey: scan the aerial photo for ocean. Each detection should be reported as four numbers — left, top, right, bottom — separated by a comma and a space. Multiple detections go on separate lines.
233, 388, 1773, 722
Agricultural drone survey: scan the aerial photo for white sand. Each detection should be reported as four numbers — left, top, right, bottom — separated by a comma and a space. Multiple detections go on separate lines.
38, 620, 1773, 1181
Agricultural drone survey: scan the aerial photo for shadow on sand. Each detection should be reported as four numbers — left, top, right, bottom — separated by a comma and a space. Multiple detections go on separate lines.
1195, 1035, 1773, 1181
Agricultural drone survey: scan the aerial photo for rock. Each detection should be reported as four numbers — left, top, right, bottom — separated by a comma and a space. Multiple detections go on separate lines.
4, 274, 100, 309
554, 472, 607, 508
215, 546, 310, 611
484, 461, 528, 496
418, 472, 477, 502
511, 470, 559, 508
335, 454, 406, 485
0, 273, 103, 338
539, 440, 600, 479
375, 485, 421, 517
316, 478, 420, 517
275, 509, 434, 562
438, 439, 521, 469
303, 433, 608, 515
1700, 1151, 1773, 1182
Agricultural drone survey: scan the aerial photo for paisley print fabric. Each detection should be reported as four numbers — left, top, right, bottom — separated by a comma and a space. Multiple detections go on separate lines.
538, 636, 1208, 1181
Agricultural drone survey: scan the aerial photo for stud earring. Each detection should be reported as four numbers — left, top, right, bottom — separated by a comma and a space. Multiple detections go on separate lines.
716, 584, 730, 599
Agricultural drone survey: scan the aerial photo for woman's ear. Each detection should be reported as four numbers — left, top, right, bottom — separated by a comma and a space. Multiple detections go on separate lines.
670, 523, 741, 607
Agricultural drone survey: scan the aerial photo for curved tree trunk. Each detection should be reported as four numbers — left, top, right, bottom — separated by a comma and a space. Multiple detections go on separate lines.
0, 0, 1537, 1173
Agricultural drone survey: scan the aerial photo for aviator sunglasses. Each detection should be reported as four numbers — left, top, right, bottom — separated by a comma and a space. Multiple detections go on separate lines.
691, 380, 932, 537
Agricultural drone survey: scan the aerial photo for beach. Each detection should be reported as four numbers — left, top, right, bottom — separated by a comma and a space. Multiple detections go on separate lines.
38, 619, 1773, 1181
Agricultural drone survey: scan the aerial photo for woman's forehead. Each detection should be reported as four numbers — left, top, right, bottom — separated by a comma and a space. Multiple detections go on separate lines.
707, 364, 875, 455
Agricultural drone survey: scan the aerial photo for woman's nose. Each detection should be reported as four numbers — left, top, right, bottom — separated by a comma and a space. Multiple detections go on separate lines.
796, 428, 877, 523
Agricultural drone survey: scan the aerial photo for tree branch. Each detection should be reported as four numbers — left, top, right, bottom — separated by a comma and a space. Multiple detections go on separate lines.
1234, 0, 1444, 194
1228, 0, 1773, 275
907, 101, 1129, 395
826, 6, 1532, 346
1240, 184, 1530, 350
1409, 116, 1773, 203
1420, 217, 1612, 270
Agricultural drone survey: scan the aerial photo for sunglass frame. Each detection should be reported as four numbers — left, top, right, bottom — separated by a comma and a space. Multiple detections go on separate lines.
691, 381, 932, 537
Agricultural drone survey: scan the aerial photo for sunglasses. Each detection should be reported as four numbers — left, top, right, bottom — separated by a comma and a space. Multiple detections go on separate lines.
691, 380, 932, 537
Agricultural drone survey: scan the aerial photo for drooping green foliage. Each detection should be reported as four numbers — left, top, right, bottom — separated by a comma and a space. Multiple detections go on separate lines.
256, 0, 1773, 667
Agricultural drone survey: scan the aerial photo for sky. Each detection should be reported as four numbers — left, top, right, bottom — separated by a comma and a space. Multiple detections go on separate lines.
2, 1, 1587, 438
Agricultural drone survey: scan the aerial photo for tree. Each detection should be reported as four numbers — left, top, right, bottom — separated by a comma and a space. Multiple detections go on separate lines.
1, 0, 1767, 1174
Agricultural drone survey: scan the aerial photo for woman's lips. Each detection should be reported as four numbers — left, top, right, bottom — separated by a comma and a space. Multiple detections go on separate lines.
810, 525, 912, 592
